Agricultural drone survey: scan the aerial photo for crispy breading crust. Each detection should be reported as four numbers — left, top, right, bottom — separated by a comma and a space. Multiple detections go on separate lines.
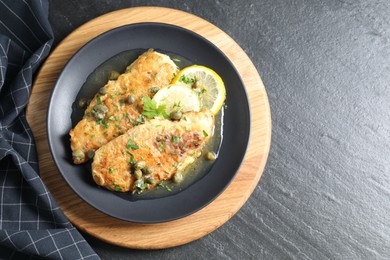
91, 111, 214, 193
70, 50, 178, 164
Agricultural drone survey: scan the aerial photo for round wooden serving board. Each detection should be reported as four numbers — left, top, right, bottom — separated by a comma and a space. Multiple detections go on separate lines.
26, 7, 271, 249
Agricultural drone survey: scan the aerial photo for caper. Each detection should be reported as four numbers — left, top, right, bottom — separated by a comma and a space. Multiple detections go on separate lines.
78, 98, 88, 108
72, 150, 85, 161
145, 175, 155, 184
99, 87, 107, 95
127, 95, 135, 104
150, 87, 159, 94
134, 169, 143, 180
142, 166, 153, 175
192, 81, 201, 89
194, 150, 202, 158
108, 71, 120, 80
135, 161, 146, 170
134, 179, 145, 190
93, 104, 109, 113
173, 172, 183, 183
206, 151, 216, 161
92, 104, 108, 119
170, 111, 183, 120
87, 150, 95, 159
94, 111, 104, 120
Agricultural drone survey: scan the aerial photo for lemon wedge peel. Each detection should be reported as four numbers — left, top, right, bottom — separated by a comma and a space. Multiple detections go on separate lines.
172, 65, 226, 115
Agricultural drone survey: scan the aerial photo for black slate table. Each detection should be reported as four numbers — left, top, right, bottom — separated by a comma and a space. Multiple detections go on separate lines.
47, 0, 390, 259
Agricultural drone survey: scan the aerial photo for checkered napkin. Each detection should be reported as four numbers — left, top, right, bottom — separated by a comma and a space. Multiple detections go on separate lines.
0, 1, 100, 259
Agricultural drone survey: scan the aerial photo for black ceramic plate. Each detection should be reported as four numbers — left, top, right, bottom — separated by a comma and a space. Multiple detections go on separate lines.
47, 23, 250, 223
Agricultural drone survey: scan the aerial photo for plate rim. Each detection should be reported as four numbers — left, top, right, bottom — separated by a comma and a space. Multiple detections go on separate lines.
46, 21, 251, 223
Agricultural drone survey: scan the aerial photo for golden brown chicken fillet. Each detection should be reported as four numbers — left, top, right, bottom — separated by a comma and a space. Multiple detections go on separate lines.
91, 110, 214, 193
69, 49, 178, 164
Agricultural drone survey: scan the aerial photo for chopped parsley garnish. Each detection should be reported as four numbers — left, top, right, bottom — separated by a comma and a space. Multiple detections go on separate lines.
171, 102, 183, 111
150, 87, 159, 94
108, 116, 115, 121
126, 139, 139, 150
115, 185, 122, 191
203, 130, 209, 137
156, 181, 172, 192
96, 96, 102, 105
102, 120, 109, 129
129, 116, 145, 127
119, 99, 125, 105
172, 135, 183, 144
125, 152, 136, 165
134, 179, 147, 190
109, 167, 114, 173
136, 115, 145, 124
173, 162, 178, 168
130, 120, 139, 126
141, 96, 169, 119
179, 75, 196, 84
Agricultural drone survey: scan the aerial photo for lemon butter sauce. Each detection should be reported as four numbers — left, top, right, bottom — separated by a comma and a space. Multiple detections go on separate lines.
74, 49, 224, 200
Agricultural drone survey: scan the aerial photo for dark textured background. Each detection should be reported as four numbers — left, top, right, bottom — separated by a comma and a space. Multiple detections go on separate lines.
47, 0, 390, 259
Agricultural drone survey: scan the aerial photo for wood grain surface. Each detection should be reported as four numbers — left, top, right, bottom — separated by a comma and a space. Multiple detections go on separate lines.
26, 6, 271, 249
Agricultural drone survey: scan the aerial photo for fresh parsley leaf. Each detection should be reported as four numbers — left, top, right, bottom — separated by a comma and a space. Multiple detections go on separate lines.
141, 96, 169, 119
203, 130, 209, 137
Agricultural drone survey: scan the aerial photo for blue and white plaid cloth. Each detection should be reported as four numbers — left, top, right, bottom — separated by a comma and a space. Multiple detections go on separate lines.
0, 0, 99, 259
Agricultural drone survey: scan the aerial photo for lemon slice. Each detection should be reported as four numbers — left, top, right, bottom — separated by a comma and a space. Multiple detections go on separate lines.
152, 83, 200, 115
172, 65, 226, 114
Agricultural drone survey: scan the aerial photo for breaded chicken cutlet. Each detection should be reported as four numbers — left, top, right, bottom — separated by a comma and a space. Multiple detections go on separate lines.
69, 49, 178, 164
91, 111, 214, 193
